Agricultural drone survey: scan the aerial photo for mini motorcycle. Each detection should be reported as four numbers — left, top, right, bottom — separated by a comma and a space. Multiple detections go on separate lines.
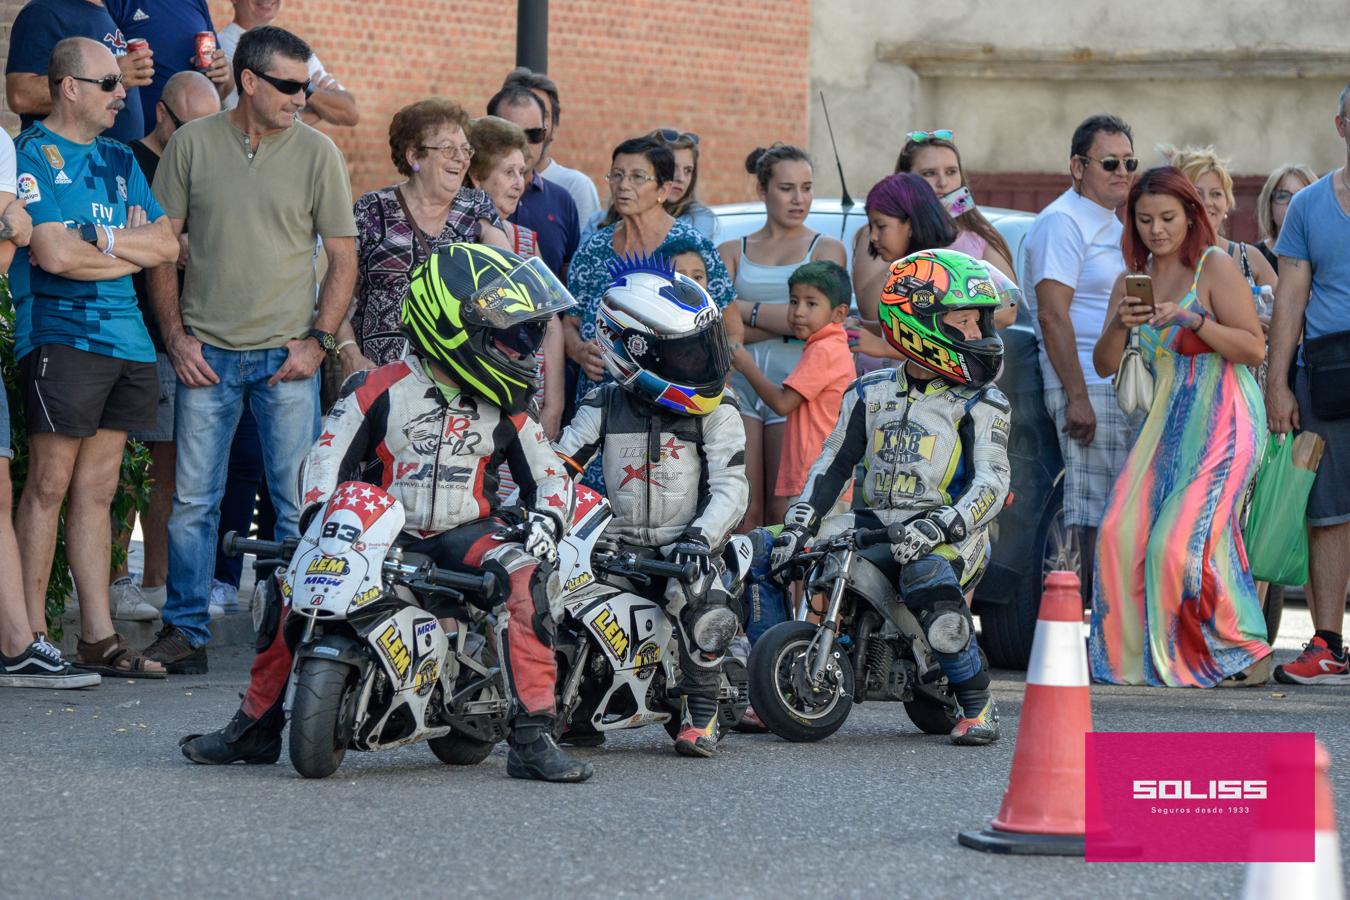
224, 481, 508, 779
551, 487, 753, 742
747, 524, 964, 742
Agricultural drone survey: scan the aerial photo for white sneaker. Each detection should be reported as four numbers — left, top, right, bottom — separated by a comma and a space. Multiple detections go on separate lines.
109, 577, 159, 621
141, 585, 167, 611
210, 579, 243, 614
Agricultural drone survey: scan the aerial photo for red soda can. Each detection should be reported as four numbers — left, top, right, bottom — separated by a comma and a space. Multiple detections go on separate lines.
126, 38, 148, 54
194, 32, 216, 69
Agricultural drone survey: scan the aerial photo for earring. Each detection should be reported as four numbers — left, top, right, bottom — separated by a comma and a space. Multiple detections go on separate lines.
412, 162, 421, 173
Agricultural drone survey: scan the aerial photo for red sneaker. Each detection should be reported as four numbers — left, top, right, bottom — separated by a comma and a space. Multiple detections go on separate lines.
1274, 636, 1350, 685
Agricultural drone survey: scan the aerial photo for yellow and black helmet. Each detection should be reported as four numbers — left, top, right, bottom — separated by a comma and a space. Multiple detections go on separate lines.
403, 244, 575, 413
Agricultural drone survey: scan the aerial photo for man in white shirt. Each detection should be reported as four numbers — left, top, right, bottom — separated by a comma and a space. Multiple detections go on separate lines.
217, 0, 358, 127
503, 66, 600, 224
1019, 113, 1137, 601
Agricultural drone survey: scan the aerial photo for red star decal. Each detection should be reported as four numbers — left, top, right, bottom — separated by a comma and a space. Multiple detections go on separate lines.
661, 437, 685, 460
545, 467, 558, 477
546, 493, 565, 508
304, 487, 323, 504
619, 463, 664, 488
318, 431, 335, 447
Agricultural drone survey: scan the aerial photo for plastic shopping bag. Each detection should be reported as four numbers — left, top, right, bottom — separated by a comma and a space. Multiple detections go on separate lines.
1243, 433, 1321, 586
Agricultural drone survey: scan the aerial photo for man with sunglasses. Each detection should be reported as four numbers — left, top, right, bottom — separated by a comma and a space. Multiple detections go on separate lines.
10, 37, 179, 678
503, 67, 602, 226
139, 25, 357, 674
217, 0, 359, 128
1019, 113, 1138, 604
7, 0, 152, 145
487, 85, 580, 280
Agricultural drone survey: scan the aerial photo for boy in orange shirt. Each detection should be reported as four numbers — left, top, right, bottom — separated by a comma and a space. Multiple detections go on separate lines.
731, 261, 855, 521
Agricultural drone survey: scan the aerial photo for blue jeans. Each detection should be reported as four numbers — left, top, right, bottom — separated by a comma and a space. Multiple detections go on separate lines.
163, 346, 320, 647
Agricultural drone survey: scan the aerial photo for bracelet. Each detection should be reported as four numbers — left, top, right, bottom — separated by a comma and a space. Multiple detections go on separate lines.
749, 302, 761, 328
100, 224, 115, 257
336, 339, 357, 354
1189, 308, 1209, 332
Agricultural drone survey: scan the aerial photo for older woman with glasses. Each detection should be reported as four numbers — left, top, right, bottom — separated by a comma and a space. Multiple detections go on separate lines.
339, 98, 511, 374
1254, 163, 1318, 273
581, 127, 718, 244
564, 136, 740, 482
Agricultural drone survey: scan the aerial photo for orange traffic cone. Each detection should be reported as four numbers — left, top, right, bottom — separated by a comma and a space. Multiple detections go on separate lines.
959, 569, 1090, 855
1242, 741, 1345, 899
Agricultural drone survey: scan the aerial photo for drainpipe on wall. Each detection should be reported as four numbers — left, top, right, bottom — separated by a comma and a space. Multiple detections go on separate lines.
516, 0, 548, 72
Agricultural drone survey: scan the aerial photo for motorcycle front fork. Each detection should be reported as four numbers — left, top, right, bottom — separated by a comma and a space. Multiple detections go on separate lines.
804, 549, 853, 687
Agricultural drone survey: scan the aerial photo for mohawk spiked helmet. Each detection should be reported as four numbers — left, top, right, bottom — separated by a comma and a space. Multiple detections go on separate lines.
876, 248, 1016, 387
597, 253, 731, 415
402, 243, 575, 412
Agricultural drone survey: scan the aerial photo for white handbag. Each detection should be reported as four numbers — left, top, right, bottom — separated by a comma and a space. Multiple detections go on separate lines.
1113, 328, 1153, 417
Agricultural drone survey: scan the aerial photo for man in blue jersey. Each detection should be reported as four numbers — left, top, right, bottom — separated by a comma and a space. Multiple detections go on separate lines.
11, 37, 178, 678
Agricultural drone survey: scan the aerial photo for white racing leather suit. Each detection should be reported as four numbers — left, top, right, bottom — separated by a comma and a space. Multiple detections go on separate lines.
554, 383, 750, 733
789, 366, 1012, 704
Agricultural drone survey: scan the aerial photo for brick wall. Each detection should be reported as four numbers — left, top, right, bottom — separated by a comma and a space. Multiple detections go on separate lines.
202, 0, 812, 204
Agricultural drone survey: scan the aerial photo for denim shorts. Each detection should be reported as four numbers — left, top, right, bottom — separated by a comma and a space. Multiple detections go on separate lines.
130, 353, 177, 443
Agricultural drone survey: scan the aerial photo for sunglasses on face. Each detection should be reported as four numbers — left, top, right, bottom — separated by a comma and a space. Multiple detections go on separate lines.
907, 129, 954, 143
522, 127, 546, 144
69, 73, 123, 92
249, 69, 309, 95
653, 127, 699, 145
1078, 154, 1139, 173
160, 101, 185, 129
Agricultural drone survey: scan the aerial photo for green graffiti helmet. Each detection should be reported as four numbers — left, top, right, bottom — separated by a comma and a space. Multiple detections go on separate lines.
876, 248, 1019, 386
402, 244, 575, 413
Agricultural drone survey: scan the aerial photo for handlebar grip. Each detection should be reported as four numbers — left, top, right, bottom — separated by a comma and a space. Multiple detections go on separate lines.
636, 558, 699, 583
425, 565, 496, 599
222, 530, 288, 560
855, 524, 904, 548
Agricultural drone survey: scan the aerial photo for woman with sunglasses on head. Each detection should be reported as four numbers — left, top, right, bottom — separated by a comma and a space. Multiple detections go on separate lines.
564, 137, 740, 487
853, 131, 1017, 333
339, 99, 512, 376
1254, 164, 1317, 274
719, 144, 847, 528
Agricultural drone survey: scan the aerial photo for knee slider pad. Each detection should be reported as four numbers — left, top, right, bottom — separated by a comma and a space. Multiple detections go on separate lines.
900, 558, 971, 655
681, 601, 737, 657
253, 574, 285, 651
924, 600, 973, 655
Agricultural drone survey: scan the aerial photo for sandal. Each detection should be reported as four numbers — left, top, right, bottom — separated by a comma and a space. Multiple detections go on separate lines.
1216, 654, 1272, 688
74, 633, 167, 679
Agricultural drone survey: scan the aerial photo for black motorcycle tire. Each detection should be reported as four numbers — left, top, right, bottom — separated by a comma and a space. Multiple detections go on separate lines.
428, 730, 495, 766
903, 693, 961, 735
289, 657, 358, 779
748, 621, 855, 743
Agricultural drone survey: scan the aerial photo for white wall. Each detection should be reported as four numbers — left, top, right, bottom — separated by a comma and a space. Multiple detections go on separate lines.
808, 0, 1350, 200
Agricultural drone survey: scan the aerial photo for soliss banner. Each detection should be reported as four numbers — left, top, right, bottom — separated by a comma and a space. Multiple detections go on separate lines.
1085, 731, 1315, 862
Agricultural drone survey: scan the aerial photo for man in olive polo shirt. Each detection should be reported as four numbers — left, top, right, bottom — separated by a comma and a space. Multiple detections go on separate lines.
142, 25, 357, 673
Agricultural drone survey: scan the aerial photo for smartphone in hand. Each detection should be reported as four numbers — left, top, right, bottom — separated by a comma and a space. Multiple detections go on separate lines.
1124, 274, 1155, 313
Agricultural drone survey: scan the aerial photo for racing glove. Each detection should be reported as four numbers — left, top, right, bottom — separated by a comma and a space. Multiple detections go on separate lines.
523, 511, 559, 566
926, 506, 968, 543
771, 502, 819, 580
671, 530, 713, 580
891, 518, 944, 564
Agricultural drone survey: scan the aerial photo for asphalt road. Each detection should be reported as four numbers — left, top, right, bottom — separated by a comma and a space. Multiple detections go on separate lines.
4, 604, 1348, 900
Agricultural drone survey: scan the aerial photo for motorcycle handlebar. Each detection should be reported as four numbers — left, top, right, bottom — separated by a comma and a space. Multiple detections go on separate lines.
415, 564, 496, 599
635, 557, 699, 583
222, 531, 296, 561
854, 524, 905, 548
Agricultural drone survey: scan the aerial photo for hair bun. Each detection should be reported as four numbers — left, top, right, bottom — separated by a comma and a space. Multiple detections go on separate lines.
744, 147, 768, 174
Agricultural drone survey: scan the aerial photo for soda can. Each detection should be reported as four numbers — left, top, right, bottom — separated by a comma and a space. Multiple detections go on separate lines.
194, 32, 216, 69
126, 38, 148, 55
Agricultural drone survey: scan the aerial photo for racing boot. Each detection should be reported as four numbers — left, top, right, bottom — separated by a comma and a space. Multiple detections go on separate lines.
179, 705, 284, 765
507, 716, 594, 783
673, 693, 720, 758
949, 697, 1000, 746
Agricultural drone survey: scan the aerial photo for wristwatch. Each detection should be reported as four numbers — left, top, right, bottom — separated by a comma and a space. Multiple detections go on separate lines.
77, 223, 100, 245
308, 328, 337, 353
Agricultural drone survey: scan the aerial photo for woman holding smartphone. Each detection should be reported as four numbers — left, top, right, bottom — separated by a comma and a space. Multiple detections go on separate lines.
1090, 166, 1270, 689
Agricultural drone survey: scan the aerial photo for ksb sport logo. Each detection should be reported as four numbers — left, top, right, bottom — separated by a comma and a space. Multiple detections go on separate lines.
1131, 779, 1268, 800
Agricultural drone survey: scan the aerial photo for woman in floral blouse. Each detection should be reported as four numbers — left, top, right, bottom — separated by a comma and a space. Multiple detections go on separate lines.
339, 99, 511, 374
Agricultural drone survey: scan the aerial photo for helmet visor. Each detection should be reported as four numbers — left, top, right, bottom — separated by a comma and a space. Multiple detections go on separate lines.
465, 256, 576, 329
624, 324, 730, 389
987, 265, 1023, 312
491, 319, 549, 358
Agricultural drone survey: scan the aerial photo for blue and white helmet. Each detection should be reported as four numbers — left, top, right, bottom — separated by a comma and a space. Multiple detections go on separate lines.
597, 254, 731, 416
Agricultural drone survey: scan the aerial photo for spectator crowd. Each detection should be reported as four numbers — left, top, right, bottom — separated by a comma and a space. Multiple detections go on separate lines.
1, 0, 1349, 698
